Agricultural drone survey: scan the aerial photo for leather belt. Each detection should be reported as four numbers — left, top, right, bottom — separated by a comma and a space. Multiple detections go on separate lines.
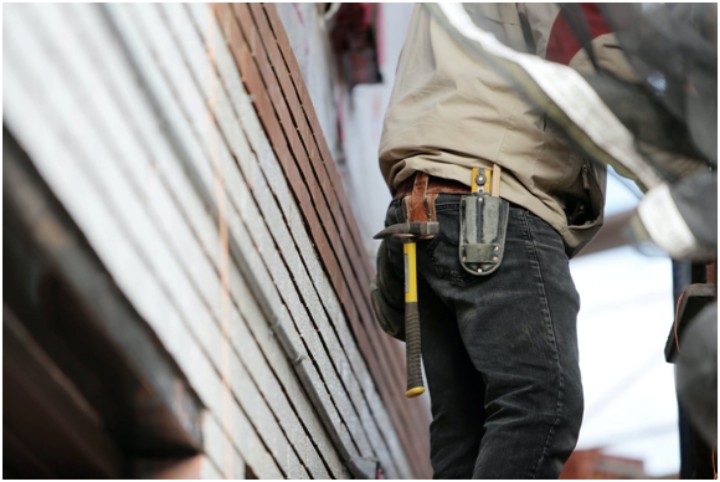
394, 172, 472, 224
393, 172, 471, 200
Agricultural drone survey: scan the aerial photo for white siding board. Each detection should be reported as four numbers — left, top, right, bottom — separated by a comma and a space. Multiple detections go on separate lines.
187, 4, 410, 476
5, 2, 413, 478
221, 394, 283, 479
199, 457, 225, 480
226, 343, 310, 479
223, 277, 346, 477
203, 411, 247, 479
61, 2, 262, 367
22, 2, 233, 399
5, 5, 296, 479
139, 0, 365, 452
62, 5, 221, 268
3, 9, 182, 361
183, 41, 388, 476
105, 3, 342, 476
186, 5, 410, 475
90, 5, 329, 477
2, 39, 244, 480
179, 0, 391, 456
5, 20, 233, 478
223, 281, 349, 477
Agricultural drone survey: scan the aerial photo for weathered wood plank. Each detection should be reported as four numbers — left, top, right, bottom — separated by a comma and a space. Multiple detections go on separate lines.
191, 3, 416, 476
198, 4, 418, 477
218, 3, 428, 471
145, 5, 400, 474
260, 4, 374, 283
4, 5, 297, 478
216, 1, 408, 413
259, 5, 432, 470
100, 2, 354, 478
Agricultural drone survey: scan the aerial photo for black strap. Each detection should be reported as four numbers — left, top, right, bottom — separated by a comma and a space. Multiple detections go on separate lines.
559, 4, 601, 72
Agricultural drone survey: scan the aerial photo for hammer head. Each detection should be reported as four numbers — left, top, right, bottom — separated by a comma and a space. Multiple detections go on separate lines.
373, 221, 440, 240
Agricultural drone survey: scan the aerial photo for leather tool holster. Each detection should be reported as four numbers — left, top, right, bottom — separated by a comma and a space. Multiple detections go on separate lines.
402, 172, 438, 229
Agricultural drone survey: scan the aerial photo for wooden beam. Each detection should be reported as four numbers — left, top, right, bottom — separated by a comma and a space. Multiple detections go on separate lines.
3, 131, 205, 473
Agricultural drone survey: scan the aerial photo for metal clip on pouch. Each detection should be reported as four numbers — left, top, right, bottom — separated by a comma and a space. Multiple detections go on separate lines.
459, 167, 509, 276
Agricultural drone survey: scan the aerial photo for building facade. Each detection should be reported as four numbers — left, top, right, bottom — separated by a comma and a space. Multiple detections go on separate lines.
3, 3, 431, 478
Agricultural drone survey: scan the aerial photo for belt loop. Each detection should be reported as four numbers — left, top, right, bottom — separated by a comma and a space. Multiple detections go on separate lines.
491, 164, 502, 197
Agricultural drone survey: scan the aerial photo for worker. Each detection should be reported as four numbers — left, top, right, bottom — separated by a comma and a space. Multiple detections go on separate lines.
372, 4, 640, 478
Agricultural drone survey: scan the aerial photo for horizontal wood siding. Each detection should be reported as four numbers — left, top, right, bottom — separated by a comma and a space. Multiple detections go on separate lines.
4, 2, 430, 478
212, 3, 432, 477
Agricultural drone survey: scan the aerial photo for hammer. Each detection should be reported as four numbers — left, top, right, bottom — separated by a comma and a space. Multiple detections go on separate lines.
374, 221, 439, 398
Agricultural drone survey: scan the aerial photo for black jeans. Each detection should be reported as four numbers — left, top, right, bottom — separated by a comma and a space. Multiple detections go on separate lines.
382, 194, 583, 479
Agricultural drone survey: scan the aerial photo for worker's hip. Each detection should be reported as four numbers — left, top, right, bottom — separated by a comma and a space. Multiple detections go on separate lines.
372, 176, 578, 347
376, 189, 584, 477
382, 193, 571, 285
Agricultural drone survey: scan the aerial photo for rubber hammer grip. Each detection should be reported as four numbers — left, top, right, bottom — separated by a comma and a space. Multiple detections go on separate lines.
404, 301, 425, 398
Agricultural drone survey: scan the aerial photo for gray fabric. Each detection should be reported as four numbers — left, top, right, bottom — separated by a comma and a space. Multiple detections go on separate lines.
671, 171, 718, 250
371, 240, 406, 341
459, 194, 509, 275
675, 303, 718, 445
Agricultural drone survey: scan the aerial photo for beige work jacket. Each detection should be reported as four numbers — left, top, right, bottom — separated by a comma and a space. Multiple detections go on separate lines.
379, 4, 637, 257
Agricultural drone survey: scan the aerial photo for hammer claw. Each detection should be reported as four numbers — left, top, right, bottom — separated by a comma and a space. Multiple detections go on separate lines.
373, 221, 439, 240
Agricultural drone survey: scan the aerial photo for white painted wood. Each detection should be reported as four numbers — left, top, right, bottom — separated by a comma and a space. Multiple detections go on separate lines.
202, 415, 246, 479
4, 2, 413, 478
81, 2, 348, 478
167, 2, 389, 459
132, 0, 372, 457
181, 5, 412, 476
109, 5, 338, 476
4, 5, 286, 479
83, 3, 317, 476
3, 33, 253, 482
183, 4, 411, 476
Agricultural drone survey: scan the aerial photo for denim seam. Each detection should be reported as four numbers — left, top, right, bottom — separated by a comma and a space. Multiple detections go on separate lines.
523, 210, 565, 479
425, 209, 468, 285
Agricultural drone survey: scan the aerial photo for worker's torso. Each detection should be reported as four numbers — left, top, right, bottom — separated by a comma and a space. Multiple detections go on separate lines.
379, 4, 609, 256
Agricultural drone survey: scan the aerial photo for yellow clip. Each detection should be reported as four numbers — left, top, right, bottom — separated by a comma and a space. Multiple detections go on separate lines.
471, 167, 493, 194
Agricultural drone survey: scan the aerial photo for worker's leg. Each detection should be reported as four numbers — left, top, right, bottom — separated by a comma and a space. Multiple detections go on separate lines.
418, 275, 486, 478
383, 195, 486, 478
421, 199, 583, 479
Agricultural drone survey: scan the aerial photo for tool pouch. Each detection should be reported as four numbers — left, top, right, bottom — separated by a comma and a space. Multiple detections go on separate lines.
459, 193, 510, 276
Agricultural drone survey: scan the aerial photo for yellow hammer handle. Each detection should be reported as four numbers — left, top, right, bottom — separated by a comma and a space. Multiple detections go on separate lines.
404, 242, 417, 303
404, 241, 425, 398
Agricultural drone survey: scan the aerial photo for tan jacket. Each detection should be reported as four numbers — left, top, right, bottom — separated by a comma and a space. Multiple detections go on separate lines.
379, 4, 637, 257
